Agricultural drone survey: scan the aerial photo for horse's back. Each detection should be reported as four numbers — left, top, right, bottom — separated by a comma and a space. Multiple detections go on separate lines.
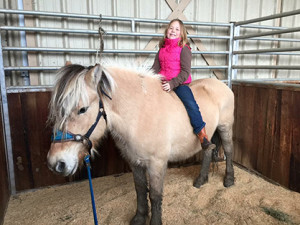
190, 78, 234, 130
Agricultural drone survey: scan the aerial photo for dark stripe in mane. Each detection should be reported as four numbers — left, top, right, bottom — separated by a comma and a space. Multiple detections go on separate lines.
55, 64, 86, 104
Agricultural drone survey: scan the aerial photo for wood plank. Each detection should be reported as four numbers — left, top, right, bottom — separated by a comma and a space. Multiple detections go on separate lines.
7, 93, 34, 191
24, 92, 67, 188
240, 86, 256, 169
269, 90, 287, 185
233, 84, 256, 169
21, 92, 40, 188
274, 90, 292, 187
289, 91, 300, 192
8, 92, 68, 192
253, 87, 270, 172
261, 88, 277, 179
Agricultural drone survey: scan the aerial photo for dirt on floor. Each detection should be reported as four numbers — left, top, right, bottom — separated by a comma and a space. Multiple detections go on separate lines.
4, 162, 300, 225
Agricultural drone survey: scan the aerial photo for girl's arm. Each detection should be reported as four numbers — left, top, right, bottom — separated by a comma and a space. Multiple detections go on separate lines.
169, 46, 192, 90
151, 51, 161, 74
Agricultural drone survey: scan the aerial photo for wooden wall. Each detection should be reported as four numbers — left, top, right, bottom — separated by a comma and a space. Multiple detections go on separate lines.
0, 102, 10, 225
6, 89, 129, 192
232, 81, 300, 192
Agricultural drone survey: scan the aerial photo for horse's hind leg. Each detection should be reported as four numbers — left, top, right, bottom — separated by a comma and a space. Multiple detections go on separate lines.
218, 124, 234, 187
130, 165, 148, 225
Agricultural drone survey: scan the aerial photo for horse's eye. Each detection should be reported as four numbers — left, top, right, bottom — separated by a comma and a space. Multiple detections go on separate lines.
78, 107, 88, 115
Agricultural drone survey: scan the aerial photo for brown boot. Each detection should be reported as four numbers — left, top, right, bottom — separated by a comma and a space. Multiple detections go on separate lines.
197, 127, 216, 151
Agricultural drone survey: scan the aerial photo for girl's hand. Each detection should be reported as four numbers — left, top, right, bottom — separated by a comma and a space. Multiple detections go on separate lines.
162, 81, 171, 92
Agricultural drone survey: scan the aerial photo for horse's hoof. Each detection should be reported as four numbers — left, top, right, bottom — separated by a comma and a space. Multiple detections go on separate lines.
150, 218, 162, 225
224, 176, 234, 187
130, 214, 147, 225
193, 175, 208, 188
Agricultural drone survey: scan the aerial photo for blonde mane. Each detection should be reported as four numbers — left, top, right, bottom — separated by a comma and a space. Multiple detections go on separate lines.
102, 59, 161, 80
48, 65, 91, 132
48, 63, 159, 132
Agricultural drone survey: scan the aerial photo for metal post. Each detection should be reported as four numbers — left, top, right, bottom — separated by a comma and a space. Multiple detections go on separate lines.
131, 19, 135, 32
0, 35, 16, 195
17, 0, 30, 86
227, 22, 234, 88
232, 25, 240, 80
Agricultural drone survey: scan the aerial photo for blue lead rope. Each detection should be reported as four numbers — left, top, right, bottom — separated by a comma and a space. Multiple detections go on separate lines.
84, 155, 98, 225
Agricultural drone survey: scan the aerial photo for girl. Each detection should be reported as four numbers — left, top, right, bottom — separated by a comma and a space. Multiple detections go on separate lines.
151, 18, 215, 151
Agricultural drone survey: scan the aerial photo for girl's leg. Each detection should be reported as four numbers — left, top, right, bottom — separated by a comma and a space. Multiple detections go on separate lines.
174, 85, 205, 134
174, 85, 215, 150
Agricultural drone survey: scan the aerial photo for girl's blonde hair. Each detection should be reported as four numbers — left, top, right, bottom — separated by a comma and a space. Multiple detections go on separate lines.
159, 19, 190, 48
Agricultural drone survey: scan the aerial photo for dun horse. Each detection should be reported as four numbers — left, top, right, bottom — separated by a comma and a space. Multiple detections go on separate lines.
47, 63, 235, 225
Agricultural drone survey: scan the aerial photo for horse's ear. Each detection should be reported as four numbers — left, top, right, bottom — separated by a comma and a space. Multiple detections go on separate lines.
85, 64, 114, 96
65, 61, 72, 66
98, 68, 115, 96
85, 64, 101, 86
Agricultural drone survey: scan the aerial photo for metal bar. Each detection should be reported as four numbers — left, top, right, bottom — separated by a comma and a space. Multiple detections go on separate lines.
0, 26, 230, 39
232, 79, 300, 89
0, 9, 230, 27
2, 47, 157, 54
227, 23, 234, 88
241, 24, 287, 30
3, 65, 228, 72
4, 66, 60, 71
0, 35, 16, 195
235, 9, 300, 26
234, 47, 300, 54
2, 47, 229, 55
17, 0, 30, 86
233, 65, 300, 70
6, 86, 53, 93
192, 66, 228, 69
233, 78, 300, 82
235, 27, 300, 40
245, 37, 300, 43
257, 52, 300, 56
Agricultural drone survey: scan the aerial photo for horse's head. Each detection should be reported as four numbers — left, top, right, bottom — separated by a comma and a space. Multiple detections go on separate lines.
47, 63, 114, 176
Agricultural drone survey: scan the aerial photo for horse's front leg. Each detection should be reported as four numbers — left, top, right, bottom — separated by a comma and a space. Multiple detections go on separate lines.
130, 165, 148, 225
148, 161, 167, 225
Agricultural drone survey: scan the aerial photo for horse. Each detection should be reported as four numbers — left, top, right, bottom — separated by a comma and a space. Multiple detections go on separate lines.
47, 63, 235, 225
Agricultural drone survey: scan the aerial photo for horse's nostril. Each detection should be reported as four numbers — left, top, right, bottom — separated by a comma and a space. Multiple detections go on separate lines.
56, 161, 66, 173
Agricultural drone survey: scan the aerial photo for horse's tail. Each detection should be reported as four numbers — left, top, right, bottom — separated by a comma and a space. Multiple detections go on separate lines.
211, 131, 224, 162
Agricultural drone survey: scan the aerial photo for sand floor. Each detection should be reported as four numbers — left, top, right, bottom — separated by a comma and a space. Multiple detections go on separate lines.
4, 162, 300, 225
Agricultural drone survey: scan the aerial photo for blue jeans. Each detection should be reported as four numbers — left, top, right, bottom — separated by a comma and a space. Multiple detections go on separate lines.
174, 85, 206, 134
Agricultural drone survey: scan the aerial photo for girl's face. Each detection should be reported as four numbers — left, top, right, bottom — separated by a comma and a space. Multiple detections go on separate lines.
166, 21, 181, 39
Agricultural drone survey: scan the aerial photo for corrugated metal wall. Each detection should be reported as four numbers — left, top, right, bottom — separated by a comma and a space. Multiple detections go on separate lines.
1, 0, 300, 86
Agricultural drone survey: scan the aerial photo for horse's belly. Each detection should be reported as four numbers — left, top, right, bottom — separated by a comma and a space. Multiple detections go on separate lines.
168, 137, 202, 162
